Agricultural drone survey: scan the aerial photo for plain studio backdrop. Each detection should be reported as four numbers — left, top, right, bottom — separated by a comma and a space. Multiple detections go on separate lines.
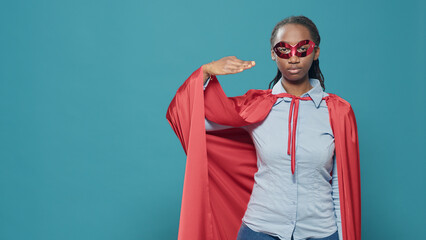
0, 0, 425, 239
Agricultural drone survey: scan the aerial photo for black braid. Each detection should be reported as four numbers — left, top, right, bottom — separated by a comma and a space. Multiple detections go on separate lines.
268, 15, 325, 91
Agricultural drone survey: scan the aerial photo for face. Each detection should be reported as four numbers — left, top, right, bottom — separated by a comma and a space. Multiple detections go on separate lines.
270, 24, 320, 83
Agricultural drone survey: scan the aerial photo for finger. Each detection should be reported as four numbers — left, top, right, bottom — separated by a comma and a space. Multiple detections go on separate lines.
246, 60, 256, 67
239, 61, 255, 69
232, 58, 253, 67
232, 58, 246, 64
230, 65, 244, 72
227, 61, 249, 70
227, 65, 244, 73
226, 62, 254, 73
236, 60, 256, 68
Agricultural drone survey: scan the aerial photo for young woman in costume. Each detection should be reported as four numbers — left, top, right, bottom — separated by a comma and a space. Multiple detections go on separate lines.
202, 16, 343, 240
166, 15, 360, 240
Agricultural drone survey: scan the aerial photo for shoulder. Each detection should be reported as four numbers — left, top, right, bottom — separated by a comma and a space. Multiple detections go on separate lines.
325, 93, 355, 114
230, 88, 273, 101
326, 93, 351, 105
244, 88, 271, 96
227, 88, 278, 116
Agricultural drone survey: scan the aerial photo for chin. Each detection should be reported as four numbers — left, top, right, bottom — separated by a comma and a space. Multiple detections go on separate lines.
283, 74, 304, 82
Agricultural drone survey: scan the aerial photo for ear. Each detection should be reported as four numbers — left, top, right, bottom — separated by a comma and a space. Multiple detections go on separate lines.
271, 49, 276, 61
313, 47, 320, 60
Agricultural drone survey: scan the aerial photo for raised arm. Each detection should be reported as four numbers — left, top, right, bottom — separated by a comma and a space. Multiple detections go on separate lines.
202, 56, 256, 131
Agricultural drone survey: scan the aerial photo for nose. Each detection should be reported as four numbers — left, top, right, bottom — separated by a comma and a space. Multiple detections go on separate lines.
288, 55, 300, 63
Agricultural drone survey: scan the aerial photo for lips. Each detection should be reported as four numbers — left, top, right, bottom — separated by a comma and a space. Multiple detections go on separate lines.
288, 68, 301, 74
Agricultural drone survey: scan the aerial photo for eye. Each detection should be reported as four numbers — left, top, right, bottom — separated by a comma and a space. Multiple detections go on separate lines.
278, 47, 290, 54
297, 46, 308, 53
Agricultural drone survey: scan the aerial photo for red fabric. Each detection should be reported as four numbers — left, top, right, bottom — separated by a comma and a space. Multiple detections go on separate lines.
166, 66, 361, 240
285, 95, 312, 174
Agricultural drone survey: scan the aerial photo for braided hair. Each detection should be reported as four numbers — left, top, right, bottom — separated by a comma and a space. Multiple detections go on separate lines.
268, 15, 325, 90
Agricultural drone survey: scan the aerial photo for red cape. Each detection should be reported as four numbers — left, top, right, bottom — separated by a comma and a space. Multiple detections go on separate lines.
166, 66, 361, 240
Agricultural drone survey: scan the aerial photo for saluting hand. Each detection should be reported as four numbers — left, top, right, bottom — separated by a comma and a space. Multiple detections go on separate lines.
202, 56, 256, 84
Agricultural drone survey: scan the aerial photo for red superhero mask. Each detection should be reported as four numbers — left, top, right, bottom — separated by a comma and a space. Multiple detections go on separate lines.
272, 39, 316, 59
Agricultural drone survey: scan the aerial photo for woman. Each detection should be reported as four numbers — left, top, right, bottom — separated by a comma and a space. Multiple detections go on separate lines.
166, 15, 360, 240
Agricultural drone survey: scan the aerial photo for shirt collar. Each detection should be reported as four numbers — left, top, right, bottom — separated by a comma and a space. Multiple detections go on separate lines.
271, 77, 324, 108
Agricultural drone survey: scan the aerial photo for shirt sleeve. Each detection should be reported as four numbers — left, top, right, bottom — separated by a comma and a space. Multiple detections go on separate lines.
332, 153, 343, 240
203, 76, 211, 90
205, 118, 235, 131
203, 76, 248, 131
203, 76, 231, 131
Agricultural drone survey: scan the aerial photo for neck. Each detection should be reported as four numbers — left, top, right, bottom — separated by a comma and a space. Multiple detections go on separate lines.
281, 76, 313, 97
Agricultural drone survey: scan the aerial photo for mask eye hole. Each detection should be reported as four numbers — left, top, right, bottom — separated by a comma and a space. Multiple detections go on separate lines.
297, 45, 309, 53
277, 47, 290, 54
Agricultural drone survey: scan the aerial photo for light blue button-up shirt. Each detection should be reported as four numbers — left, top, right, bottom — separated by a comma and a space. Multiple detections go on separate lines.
203, 76, 343, 240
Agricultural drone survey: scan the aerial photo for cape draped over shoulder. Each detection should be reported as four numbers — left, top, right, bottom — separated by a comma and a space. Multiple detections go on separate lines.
166, 66, 361, 240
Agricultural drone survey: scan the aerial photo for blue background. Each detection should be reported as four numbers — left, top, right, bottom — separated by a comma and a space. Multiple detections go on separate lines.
1, 0, 425, 239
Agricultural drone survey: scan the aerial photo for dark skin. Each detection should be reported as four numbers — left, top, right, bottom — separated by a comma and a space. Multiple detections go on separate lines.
271, 23, 320, 96
202, 24, 319, 97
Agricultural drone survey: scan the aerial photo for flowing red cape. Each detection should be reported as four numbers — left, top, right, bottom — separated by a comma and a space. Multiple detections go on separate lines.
166, 66, 361, 240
